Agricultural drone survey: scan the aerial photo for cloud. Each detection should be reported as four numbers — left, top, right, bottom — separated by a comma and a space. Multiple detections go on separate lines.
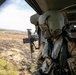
0, 1, 36, 32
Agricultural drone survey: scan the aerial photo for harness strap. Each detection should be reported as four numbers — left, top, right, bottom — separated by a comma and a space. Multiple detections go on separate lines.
60, 37, 68, 67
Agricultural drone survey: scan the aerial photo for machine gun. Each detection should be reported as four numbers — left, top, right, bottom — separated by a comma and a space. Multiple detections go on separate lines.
23, 29, 39, 58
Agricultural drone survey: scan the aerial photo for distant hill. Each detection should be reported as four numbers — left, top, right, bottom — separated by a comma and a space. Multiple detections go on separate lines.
0, 28, 7, 31
0, 28, 26, 33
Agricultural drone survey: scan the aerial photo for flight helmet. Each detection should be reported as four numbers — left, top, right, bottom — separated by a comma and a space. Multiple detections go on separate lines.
38, 10, 64, 38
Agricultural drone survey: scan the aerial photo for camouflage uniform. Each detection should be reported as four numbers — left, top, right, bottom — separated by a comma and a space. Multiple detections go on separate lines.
33, 30, 76, 75
67, 42, 76, 75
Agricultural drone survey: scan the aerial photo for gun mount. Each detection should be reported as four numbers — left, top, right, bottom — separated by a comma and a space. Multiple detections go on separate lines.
23, 29, 39, 57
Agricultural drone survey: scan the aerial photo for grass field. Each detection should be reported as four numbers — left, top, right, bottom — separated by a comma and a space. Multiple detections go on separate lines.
0, 30, 38, 75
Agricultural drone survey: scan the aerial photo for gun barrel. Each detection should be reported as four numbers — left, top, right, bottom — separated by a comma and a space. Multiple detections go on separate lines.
23, 38, 30, 43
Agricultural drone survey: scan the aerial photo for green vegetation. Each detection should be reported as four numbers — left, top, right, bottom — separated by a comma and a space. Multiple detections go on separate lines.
30, 64, 36, 73
0, 70, 7, 75
0, 54, 19, 75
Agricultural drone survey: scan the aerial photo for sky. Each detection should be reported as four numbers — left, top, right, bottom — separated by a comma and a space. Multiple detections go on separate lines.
0, 0, 36, 32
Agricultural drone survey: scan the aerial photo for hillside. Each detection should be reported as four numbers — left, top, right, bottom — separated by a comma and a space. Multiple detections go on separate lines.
0, 30, 39, 75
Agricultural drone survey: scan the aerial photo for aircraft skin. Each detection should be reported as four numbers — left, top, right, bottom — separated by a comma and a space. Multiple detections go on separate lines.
25, 0, 76, 14
0, 0, 6, 5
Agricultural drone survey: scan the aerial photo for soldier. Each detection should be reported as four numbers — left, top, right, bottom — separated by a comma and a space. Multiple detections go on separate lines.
33, 10, 76, 75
